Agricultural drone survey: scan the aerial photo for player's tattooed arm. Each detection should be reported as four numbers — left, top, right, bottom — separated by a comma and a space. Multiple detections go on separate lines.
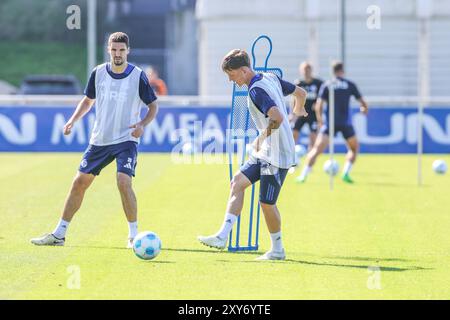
253, 107, 283, 152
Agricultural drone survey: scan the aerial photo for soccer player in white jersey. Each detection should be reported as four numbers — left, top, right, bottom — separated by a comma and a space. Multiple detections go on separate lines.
198, 49, 307, 260
31, 32, 158, 248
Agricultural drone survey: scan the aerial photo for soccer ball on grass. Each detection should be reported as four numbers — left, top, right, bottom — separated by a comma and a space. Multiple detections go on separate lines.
323, 159, 339, 176
432, 160, 447, 175
133, 231, 162, 260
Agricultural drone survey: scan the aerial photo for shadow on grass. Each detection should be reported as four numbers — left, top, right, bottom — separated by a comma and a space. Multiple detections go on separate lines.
163, 247, 261, 256
66, 245, 129, 250
66, 245, 176, 263
217, 258, 431, 272
299, 252, 416, 263
66, 245, 261, 256
136, 260, 175, 264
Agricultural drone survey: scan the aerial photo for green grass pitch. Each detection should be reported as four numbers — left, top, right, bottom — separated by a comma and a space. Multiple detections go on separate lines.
1, 153, 450, 299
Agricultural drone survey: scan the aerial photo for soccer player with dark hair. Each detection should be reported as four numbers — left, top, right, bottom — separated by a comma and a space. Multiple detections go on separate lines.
297, 61, 369, 183
290, 62, 323, 150
31, 32, 158, 247
198, 49, 307, 260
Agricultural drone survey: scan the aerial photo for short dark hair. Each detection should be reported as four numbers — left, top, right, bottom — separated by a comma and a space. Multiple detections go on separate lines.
108, 32, 129, 48
332, 61, 344, 74
222, 49, 251, 71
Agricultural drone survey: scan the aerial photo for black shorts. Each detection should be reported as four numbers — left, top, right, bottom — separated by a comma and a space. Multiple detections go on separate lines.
293, 115, 318, 133
320, 124, 356, 140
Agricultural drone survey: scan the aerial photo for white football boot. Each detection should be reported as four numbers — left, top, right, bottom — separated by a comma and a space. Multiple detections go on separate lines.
30, 233, 65, 246
127, 237, 134, 249
197, 235, 227, 250
255, 249, 286, 261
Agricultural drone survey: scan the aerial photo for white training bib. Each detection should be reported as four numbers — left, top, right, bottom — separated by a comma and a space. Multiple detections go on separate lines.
90, 63, 144, 146
248, 73, 296, 169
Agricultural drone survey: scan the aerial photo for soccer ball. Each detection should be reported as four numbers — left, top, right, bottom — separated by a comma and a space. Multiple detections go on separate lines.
133, 231, 162, 260
323, 159, 339, 176
432, 159, 447, 175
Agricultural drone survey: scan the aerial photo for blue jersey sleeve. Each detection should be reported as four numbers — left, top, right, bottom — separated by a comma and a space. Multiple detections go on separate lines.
84, 68, 96, 99
139, 71, 157, 105
249, 87, 277, 116
276, 76, 296, 96
319, 83, 329, 101
350, 82, 362, 100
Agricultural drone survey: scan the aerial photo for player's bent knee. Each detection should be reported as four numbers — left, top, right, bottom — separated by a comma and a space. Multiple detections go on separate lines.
116, 173, 132, 191
72, 174, 93, 191
231, 173, 249, 192
230, 179, 245, 193
260, 201, 276, 209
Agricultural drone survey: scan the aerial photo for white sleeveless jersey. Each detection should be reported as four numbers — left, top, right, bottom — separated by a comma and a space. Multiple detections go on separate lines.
248, 73, 296, 169
90, 63, 144, 146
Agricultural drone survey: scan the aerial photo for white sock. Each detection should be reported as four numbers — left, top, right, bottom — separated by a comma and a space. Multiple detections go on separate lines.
270, 231, 284, 252
128, 221, 138, 239
343, 161, 353, 176
215, 213, 238, 240
52, 218, 70, 239
299, 166, 312, 179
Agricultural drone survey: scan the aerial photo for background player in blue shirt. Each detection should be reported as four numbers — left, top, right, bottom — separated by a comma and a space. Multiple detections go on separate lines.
297, 61, 368, 183
290, 62, 323, 151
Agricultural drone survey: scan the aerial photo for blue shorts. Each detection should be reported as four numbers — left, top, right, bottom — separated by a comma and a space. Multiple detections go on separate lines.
240, 157, 288, 205
320, 124, 356, 140
79, 141, 138, 177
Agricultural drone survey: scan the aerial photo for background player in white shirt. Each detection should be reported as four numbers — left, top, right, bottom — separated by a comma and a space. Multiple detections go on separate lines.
198, 49, 307, 260
31, 32, 158, 248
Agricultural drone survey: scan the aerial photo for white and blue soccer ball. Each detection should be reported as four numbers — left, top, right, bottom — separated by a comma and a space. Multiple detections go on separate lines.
133, 231, 162, 260
432, 159, 447, 175
323, 159, 339, 176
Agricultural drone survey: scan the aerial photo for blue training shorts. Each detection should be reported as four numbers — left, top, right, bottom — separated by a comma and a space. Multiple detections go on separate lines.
240, 156, 288, 205
79, 141, 138, 177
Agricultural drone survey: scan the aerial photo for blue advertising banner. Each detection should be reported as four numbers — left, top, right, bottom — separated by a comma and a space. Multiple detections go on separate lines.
0, 105, 449, 153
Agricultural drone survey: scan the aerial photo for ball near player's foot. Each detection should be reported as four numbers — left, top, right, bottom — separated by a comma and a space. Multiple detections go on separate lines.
323, 159, 339, 176
132, 231, 162, 260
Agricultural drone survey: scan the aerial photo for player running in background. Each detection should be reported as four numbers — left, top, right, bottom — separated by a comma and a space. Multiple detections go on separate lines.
290, 62, 323, 150
198, 49, 307, 260
297, 61, 368, 184
31, 32, 158, 248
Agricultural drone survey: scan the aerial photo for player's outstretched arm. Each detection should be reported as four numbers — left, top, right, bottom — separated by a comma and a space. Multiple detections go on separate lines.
291, 86, 308, 117
129, 101, 159, 138
358, 98, 369, 115
63, 96, 95, 135
315, 98, 324, 129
